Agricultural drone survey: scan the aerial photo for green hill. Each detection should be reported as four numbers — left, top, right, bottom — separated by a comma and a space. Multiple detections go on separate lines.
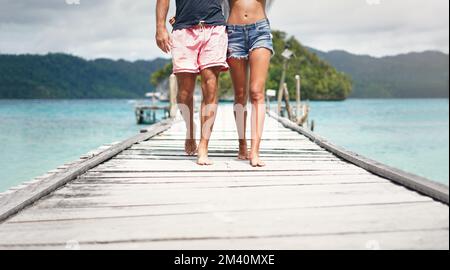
267, 31, 352, 100
0, 54, 169, 98
309, 49, 449, 98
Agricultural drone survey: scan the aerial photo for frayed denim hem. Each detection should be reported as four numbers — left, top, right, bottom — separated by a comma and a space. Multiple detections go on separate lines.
227, 54, 249, 60
249, 46, 275, 57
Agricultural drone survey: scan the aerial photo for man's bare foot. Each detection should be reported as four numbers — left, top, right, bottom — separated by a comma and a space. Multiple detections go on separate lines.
197, 143, 213, 166
185, 139, 197, 156
249, 154, 266, 167
238, 141, 249, 160
197, 155, 213, 166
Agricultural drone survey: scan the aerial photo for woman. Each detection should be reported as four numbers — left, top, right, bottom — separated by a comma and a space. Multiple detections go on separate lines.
224, 0, 274, 167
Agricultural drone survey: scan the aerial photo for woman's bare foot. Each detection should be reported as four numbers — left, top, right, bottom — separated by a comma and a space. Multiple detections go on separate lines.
238, 140, 249, 160
249, 153, 266, 167
185, 139, 197, 156
197, 142, 213, 166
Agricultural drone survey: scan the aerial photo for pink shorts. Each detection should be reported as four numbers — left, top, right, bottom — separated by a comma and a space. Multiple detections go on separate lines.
171, 25, 229, 74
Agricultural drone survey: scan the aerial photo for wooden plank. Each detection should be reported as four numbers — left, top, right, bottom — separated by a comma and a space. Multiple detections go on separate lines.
93, 159, 361, 171
6, 176, 428, 223
100, 159, 353, 167
121, 149, 334, 155
268, 112, 450, 205
21, 182, 432, 212
6, 199, 431, 224
124, 146, 329, 151
2, 229, 446, 250
79, 170, 377, 179
123, 149, 331, 156
52, 180, 398, 195
132, 145, 325, 151
113, 155, 341, 161
0, 119, 175, 223
67, 178, 385, 188
90, 167, 366, 173
72, 174, 386, 184
1, 229, 447, 250
8, 193, 433, 214
0, 202, 446, 248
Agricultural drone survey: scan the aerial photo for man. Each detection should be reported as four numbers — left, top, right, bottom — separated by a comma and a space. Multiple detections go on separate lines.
156, 0, 228, 166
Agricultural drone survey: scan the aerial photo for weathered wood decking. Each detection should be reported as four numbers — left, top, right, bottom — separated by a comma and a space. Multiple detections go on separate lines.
0, 106, 448, 250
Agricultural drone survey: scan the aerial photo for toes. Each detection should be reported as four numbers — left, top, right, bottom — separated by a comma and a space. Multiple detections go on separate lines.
185, 141, 197, 156
197, 160, 213, 166
197, 156, 213, 165
188, 148, 197, 156
203, 159, 213, 165
238, 151, 250, 160
250, 158, 265, 167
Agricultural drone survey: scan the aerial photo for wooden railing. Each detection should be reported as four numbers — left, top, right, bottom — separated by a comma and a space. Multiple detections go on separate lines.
267, 74, 311, 129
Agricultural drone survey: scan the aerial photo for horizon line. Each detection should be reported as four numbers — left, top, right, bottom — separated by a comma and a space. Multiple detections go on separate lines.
1, 48, 448, 62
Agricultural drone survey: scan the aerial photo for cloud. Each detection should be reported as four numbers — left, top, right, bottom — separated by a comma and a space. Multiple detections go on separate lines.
0, 0, 448, 59
269, 0, 449, 56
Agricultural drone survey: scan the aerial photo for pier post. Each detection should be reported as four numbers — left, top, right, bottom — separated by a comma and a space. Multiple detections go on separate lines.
277, 48, 293, 115
283, 83, 293, 121
277, 58, 288, 115
295, 74, 301, 121
135, 108, 143, 124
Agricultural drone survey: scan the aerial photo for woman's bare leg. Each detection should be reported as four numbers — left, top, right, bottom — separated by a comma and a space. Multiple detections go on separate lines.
248, 48, 271, 167
228, 58, 249, 160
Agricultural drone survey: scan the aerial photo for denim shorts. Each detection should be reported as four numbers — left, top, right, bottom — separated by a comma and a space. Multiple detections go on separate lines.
226, 18, 274, 59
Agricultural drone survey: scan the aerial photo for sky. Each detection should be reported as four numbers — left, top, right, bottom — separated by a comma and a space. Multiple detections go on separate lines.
0, 0, 448, 60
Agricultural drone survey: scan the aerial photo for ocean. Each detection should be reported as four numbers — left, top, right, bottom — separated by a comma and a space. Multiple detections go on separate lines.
0, 99, 448, 192
308, 99, 449, 185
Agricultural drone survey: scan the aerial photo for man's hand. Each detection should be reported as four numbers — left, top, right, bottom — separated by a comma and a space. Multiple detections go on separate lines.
156, 27, 172, 53
156, 0, 171, 53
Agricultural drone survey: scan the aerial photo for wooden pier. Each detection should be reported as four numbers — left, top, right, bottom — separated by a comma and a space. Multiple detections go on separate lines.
0, 106, 448, 250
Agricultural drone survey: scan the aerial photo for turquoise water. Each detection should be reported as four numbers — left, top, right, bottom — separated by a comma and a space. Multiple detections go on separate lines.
0, 99, 448, 192
308, 99, 449, 185
0, 99, 167, 192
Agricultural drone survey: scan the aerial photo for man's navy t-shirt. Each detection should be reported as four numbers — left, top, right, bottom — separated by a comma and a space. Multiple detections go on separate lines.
173, 0, 226, 30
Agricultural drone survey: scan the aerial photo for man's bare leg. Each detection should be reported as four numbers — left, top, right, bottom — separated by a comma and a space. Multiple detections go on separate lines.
228, 58, 249, 160
176, 73, 197, 156
197, 67, 221, 165
248, 48, 271, 167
